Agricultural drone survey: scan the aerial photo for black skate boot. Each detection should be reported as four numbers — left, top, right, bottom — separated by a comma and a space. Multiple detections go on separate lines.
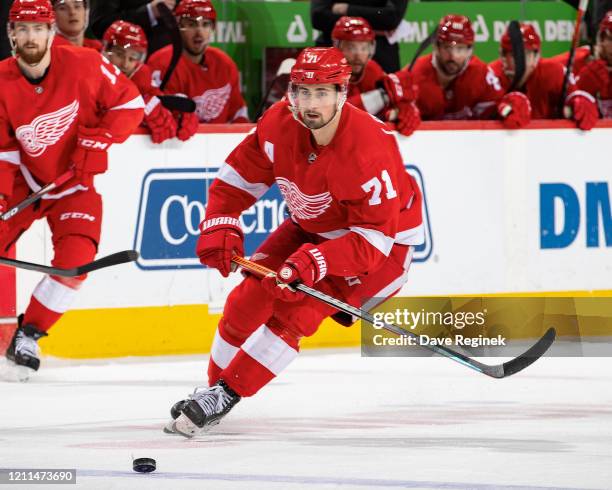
172, 380, 241, 438
162, 398, 190, 434
5, 315, 47, 373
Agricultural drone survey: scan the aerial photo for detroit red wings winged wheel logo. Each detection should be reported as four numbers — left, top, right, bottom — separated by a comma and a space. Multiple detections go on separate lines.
195, 84, 231, 122
16, 100, 80, 157
276, 177, 333, 220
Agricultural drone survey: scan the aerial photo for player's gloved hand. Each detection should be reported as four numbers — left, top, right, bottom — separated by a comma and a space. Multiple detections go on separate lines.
261, 244, 327, 302
71, 126, 113, 184
0, 197, 9, 235
175, 110, 199, 141
386, 101, 421, 136
565, 92, 599, 131
379, 70, 417, 107
577, 59, 610, 95
144, 96, 177, 144
498, 92, 531, 129
196, 215, 244, 277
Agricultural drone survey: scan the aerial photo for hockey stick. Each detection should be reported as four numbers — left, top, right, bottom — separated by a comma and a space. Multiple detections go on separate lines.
158, 94, 196, 113
158, 3, 182, 91
0, 250, 138, 277
507, 20, 526, 92
231, 256, 557, 379
0, 168, 74, 222
559, 0, 589, 115
408, 30, 436, 72
255, 58, 296, 120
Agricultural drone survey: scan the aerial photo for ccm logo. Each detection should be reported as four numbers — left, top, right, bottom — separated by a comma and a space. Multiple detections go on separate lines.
79, 139, 109, 150
60, 212, 96, 222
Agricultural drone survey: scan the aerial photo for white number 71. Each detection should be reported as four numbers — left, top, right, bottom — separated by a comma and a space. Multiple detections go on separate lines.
361, 170, 397, 206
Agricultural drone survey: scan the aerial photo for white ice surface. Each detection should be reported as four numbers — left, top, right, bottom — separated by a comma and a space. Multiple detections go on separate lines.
1, 351, 611, 490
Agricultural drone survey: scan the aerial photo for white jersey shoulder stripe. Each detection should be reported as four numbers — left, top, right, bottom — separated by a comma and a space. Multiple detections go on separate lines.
216, 163, 270, 199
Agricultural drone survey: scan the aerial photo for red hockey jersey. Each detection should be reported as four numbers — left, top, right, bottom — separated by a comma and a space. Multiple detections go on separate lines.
411, 54, 503, 120
549, 46, 591, 76
0, 45, 144, 197
489, 58, 570, 118
147, 46, 248, 123
53, 33, 103, 52
576, 59, 612, 118
206, 101, 424, 277
130, 63, 160, 98
346, 59, 386, 111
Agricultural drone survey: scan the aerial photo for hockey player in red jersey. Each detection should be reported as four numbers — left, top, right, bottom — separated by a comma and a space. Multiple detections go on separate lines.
0, 0, 144, 375
410, 15, 503, 120
166, 47, 423, 437
147, 0, 249, 125
575, 11, 612, 118
331, 16, 420, 136
489, 23, 598, 130
103, 20, 180, 144
51, 0, 102, 51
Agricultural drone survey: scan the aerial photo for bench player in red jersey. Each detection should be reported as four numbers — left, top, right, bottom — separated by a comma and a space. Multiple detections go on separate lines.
331, 16, 420, 136
0, 0, 144, 376
51, 0, 102, 51
165, 47, 424, 437
489, 23, 598, 130
147, 0, 249, 124
410, 14, 504, 120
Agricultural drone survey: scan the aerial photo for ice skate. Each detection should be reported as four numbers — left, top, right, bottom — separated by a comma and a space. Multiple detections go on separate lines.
4, 315, 47, 382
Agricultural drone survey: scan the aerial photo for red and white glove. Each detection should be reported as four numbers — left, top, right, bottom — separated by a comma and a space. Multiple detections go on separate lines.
196, 215, 244, 277
175, 111, 199, 141
144, 96, 177, 144
71, 126, 113, 183
260, 244, 327, 302
577, 59, 610, 96
386, 101, 421, 136
498, 92, 531, 129
565, 91, 599, 131
379, 70, 417, 107
0, 197, 9, 235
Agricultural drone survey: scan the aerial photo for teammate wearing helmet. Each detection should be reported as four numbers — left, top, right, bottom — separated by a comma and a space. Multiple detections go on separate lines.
0, 0, 144, 377
489, 23, 598, 130
410, 14, 503, 120
50, 0, 101, 51
166, 47, 424, 437
147, 0, 248, 124
103, 20, 184, 144
575, 11, 612, 118
332, 16, 420, 136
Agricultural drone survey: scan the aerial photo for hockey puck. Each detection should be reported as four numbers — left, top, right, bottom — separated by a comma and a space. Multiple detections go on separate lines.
133, 457, 156, 473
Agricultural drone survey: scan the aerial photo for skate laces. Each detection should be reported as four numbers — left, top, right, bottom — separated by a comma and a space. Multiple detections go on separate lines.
15, 331, 39, 358
193, 385, 234, 416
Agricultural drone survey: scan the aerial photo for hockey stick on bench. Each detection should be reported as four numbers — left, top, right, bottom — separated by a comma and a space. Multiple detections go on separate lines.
0, 250, 139, 277
231, 256, 556, 379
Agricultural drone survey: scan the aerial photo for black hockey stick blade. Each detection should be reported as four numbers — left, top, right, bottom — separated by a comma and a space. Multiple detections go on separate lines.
408, 31, 436, 71
231, 256, 557, 379
0, 250, 139, 277
159, 95, 196, 113
508, 20, 525, 91
158, 4, 182, 91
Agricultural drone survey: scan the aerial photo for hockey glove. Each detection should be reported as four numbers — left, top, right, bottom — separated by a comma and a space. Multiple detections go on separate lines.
71, 126, 113, 183
196, 215, 244, 277
379, 70, 417, 107
261, 244, 327, 302
498, 92, 531, 129
577, 59, 610, 96
144, 96, 177, 144
0, 197, 8, 235
175, 110, 199, 141
565, 92, 599, 131
386, 101, 421, 136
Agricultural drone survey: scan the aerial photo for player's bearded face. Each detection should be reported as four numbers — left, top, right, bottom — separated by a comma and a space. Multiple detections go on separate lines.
179, 17, 214, 56
12, 22, 52, 65
295, 84, 339, 129
340, 41, 373, 82
435, 42, 472, 76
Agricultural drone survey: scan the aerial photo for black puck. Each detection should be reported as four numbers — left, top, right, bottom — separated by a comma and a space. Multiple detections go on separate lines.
133, 457, 156, 473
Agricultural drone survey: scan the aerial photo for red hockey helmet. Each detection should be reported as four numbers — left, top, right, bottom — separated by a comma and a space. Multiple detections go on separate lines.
174, 0, 216, 23
437, 14, 474, 45
103, 20, 148, 53
50, 0, 89, 7
501, 23, 541, 52
332, 16, 375, 42
9, 0, 55, 24
290, 47, 352, 85
599, 10, 612, 37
